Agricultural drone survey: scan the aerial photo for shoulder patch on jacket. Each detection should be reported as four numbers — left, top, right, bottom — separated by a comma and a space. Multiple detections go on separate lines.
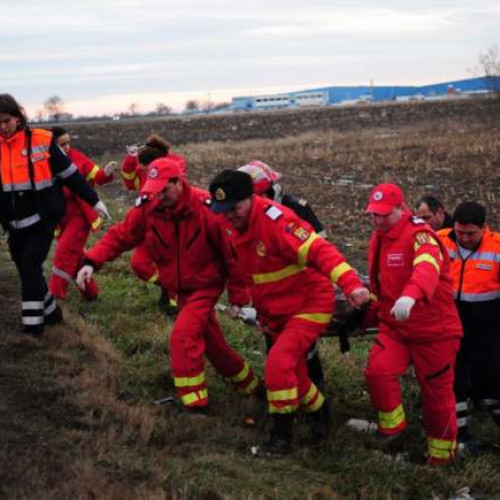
135, 194, 150, 207
287, 222, 311, 242
415, 232, 431, 245
265, 205, 283, 221
410, 216, 426, 225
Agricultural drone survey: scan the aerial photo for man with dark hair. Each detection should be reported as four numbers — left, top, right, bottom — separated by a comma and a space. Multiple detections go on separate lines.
415, 195, 453, 231
438, 201, 500, 450
208, 169, 369, 457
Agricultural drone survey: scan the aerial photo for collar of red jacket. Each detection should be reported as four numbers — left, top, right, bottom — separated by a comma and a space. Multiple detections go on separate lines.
151, 178, 194, 219
375, 207, 413, 240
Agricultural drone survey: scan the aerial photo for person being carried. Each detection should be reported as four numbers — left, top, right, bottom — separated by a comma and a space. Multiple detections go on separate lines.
48, 126, 116, 301
77, 158, 259, 414
438, 201, 500, 452
0, 94, 109, 335
364, 183, 462, 465
208, 169, 369, 457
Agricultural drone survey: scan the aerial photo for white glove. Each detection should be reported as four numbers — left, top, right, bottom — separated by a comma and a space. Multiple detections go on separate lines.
103, 161, 117, 176
390, 296, 416, 322
348, 287, 370, 309
77, 265, 94, 291
238, 307, 258, 326
93, 200, 111, 220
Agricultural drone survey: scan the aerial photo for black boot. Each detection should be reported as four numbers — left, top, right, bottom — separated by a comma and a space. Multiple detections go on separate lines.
306, 347, 325, 392
251, 413, 294, 457
45, 305, 63, 325
308, 399, 332, 444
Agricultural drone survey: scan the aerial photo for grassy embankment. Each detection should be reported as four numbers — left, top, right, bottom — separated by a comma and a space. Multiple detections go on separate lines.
57, 117, 500, 498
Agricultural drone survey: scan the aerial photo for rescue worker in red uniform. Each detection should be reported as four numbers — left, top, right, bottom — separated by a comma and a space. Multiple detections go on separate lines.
238, 160, 327, 389
120, 135, 186, 314
48, 126, 116, 301
364, 183, 463, 465
0, 94, 109, 335
438, 201, 500, 450
76, 158, 259, 412
208, 169, 369, 457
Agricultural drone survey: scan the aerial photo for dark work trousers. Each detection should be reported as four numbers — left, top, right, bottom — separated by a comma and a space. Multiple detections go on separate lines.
454, 304, 500, 440
8, 223, 57, 333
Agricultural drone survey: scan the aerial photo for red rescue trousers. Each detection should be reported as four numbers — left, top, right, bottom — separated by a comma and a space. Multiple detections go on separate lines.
365, 332, 460, 464
264, 314, 331, 415
130, 243, 159, 284
49, 214, 99, 300
170, 287, 259, 408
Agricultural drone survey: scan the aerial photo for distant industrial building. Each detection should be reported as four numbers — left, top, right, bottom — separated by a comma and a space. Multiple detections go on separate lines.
231, 76, 500, 112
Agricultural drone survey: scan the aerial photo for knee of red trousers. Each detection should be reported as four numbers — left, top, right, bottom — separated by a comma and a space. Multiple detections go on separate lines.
49, 274, 69, 300
169, 325, 206, 377
365, 370, 404, 415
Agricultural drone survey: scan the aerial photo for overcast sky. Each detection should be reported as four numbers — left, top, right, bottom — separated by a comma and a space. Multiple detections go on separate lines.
1, 0, 498, 116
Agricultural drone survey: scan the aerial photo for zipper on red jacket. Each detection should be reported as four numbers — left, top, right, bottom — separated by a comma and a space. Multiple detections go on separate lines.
175, 220, 182, 291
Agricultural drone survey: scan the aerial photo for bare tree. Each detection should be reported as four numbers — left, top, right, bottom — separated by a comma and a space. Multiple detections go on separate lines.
478, 45, 500, 92
128, 102, 139, 115
184, 100, 200, 113
156, 102, 172, 115
44, 95, 65, 122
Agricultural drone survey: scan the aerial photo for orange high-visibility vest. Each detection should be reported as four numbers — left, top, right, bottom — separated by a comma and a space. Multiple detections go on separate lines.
0, 129, 54, 192
439, 228, 500, 302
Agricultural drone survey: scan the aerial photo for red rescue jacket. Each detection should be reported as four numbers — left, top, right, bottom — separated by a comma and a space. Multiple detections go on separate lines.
227, 195, 363, 324
85, 180, 248, 304
59, 148, 114, 232
369, 209, 462, 340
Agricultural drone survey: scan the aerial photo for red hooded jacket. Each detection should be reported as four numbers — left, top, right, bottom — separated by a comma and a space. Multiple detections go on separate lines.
85, 180, 248, 305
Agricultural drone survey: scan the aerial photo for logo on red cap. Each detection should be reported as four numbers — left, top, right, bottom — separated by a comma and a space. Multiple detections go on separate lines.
373, 191, 383, 201
148, 167, 158, 179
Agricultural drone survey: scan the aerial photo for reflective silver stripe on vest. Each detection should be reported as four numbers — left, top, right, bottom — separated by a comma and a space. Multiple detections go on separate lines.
9, 214, 41, 230
52, 266, 73, 283
22, 316, 44, 325
22, 300, 44, 310
471, 251, 500, 263
457, 417, 467, 427
456, 401, 468, 411
456, 289, 500, 302
1, 179, 54, 191
34, 178, 54, 190
56, 163, 77, 179
31, 145, 49, 154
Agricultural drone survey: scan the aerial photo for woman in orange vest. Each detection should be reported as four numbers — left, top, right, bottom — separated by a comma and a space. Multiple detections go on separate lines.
0, 94, 109, 335
48, 126, 116, 301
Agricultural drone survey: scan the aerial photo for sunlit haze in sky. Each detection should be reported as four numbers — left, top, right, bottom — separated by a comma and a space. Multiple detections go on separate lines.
1, 0, 499, 117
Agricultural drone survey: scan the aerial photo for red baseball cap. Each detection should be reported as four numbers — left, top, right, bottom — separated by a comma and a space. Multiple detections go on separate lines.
141, 158, 182, 194
365, 183, 405, 215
